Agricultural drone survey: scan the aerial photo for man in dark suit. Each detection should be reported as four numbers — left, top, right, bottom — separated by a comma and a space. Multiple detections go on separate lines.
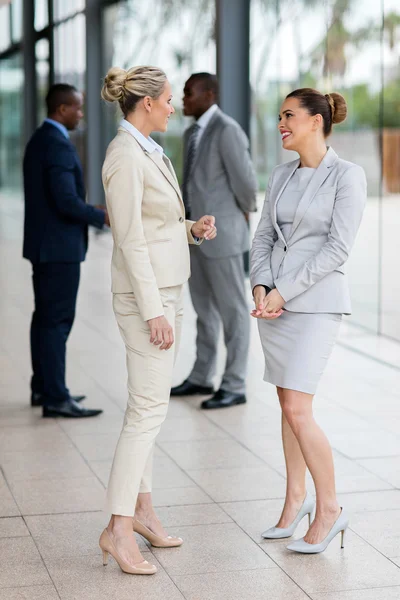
171, 73, 258, 409
23, 83, 108, 418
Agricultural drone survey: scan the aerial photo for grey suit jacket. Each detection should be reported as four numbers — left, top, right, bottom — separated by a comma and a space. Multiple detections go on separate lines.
250, 147, 367, 315
184, 107, 258, 258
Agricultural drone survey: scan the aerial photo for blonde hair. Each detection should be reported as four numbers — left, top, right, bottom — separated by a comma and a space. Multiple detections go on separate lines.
101, 66, 167, 116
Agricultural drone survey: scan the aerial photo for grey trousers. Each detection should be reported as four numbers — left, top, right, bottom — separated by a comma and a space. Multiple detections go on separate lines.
188, 248, 249, 394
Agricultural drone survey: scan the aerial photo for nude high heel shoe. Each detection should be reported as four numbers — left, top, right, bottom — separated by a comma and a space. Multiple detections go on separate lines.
262, 492, 315, 539
99, 528, 157, 575
132, 518, 183, 548
286, 507, 349, 554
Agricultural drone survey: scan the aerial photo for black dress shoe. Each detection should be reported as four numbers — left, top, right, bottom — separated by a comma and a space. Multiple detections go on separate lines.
43, 399, 103, 418
171, 379, 214, 396
201, 389, 246, 410
31, 393, 86, 407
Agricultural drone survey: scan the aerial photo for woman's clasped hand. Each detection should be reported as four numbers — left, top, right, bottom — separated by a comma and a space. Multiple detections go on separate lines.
251, 286, 285, 320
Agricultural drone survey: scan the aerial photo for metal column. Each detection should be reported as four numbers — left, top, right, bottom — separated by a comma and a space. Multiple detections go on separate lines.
85, 0, 104, 204
22, 0, 37, 143
216, 0, 251, 137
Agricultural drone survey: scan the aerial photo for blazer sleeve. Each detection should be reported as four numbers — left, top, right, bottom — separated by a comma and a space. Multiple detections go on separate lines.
47, 141, 105, 228
274, 165, 367, 303
219, 123, 258, 213
103, 150, 164, 322
250, 171, 278, 292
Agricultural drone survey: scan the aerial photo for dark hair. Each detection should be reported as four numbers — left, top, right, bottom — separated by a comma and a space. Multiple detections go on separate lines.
286, 88, 347, 136
46, 83, 78, 115
188, 72, 219, 98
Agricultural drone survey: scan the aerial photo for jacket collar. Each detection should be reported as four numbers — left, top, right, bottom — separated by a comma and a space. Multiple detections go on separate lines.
273, 147, 338, 242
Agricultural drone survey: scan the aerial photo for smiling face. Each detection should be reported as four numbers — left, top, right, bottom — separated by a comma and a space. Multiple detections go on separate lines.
148, 79, 175, 133
278, 97, 323, 153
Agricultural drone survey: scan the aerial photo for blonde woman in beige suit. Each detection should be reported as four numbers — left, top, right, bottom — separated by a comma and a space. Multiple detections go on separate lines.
99, 66, 216, 575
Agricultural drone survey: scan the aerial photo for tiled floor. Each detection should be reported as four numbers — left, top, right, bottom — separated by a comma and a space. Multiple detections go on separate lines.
1, 192, 400, 599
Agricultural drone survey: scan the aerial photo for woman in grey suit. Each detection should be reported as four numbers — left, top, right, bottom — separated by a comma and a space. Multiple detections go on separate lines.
250, 88, 366, 554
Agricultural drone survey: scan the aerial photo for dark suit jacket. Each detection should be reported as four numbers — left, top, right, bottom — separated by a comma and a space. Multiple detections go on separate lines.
23, 122, 105, 263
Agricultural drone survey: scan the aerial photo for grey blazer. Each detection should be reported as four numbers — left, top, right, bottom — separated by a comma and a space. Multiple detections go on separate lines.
184, 107, 258, 258
250, 147, 367, 315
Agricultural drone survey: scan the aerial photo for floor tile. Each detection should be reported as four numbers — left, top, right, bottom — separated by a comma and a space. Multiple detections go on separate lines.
152, 523, 275, 576
357, 456, 400, 487
9, 477, 105, 515
1, 448, 94, 482
0, 472, 20, 517
0, 586, 59, 600
68, 432, 120, 462
152, 486, 213, 507
25, 511, 148, 558
328, 430, 400, 459
173, 569, 310, 600
337, 490, 400, 513
188, 466, 286, 502
158, 415, 228, 442
152, 504, 232, 528
0, 537, 51, 587
46, 554, 185, 600
311, 587, 400, 600
350, 510, 400, 557
159, 439, 265, 470
0, 516, 29, 538
264, 531, 400, 593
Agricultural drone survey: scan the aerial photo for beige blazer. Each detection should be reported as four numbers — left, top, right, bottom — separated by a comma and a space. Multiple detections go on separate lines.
250, 147, 367, 314
102, 127, 199, 321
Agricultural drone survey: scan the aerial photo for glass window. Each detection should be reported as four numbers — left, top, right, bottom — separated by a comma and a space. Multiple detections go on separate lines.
36, 38, 50, 124
0, 53, 24, 191
11, 0, 23, 43
102, 0, 216, 182
381, 0, 400, 340
250, 0, 383, 334
53, 0, 85, 23
0, 5, 11, 53
35, 0, 48, 31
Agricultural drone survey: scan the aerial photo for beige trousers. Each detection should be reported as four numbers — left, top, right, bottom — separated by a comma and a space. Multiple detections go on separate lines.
106, 285, 184, 516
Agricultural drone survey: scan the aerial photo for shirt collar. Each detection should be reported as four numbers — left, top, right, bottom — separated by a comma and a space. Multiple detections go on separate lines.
44, 118, 69, 139
120, 119, 164, 155
196, 104, 218, 130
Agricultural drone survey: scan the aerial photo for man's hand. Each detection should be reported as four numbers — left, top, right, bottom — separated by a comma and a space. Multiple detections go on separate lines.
191, 215, 217, 240
95, 205, 110, 227
147, 316, 174, 350
251, 285, 283, 320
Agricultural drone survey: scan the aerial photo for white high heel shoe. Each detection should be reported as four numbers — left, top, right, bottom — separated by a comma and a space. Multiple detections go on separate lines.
287, 507, 349, 554
261, 492, 315, 539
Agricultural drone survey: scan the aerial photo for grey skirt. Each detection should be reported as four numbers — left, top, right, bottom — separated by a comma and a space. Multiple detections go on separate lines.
258, 311, 342, 395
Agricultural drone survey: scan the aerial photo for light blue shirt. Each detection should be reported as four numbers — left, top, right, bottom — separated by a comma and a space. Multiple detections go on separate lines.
44, 118, 69, 139
120, 119, 163, 155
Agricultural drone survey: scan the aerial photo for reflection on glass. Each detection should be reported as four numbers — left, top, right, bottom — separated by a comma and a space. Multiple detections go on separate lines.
381, 0, 400, 340
0, 53, 24, 191
11, 0, 23, 43
102, 0, 216, 182
35, 0, 48, 31
53, 0, 85, 23
36, 38, 50, 124
250, 0, 385, 334
0, 6, 11, 53
54, 14, 86, 172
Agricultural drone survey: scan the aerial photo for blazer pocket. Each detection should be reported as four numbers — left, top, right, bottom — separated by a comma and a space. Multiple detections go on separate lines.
146, 238, 172, 245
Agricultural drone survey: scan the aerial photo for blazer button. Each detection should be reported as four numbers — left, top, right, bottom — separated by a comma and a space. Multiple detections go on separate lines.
179, 216, 184, 223
284, 246, 287, 251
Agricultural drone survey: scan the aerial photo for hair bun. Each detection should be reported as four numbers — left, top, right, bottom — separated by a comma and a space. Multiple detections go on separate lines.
101, 67, 128, 103
326, 92, 347, 125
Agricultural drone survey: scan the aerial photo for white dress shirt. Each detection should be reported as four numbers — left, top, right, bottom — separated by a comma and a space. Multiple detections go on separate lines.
195, 104, 218, 149
120, 119, 164, 155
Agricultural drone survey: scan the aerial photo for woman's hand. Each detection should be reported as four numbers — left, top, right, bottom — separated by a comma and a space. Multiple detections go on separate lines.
147, 316, 174, 350
264, 289, 285, 313
191, 215, 217, 240
251, 285, 283, 320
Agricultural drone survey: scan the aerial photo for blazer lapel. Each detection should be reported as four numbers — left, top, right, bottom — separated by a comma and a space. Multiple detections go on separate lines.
145, 150, 183, 202
289, 147, 338, 239
273, 159, 300, 244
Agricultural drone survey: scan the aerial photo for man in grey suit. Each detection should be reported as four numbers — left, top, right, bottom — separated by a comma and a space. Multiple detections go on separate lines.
171, 73, 258, 409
